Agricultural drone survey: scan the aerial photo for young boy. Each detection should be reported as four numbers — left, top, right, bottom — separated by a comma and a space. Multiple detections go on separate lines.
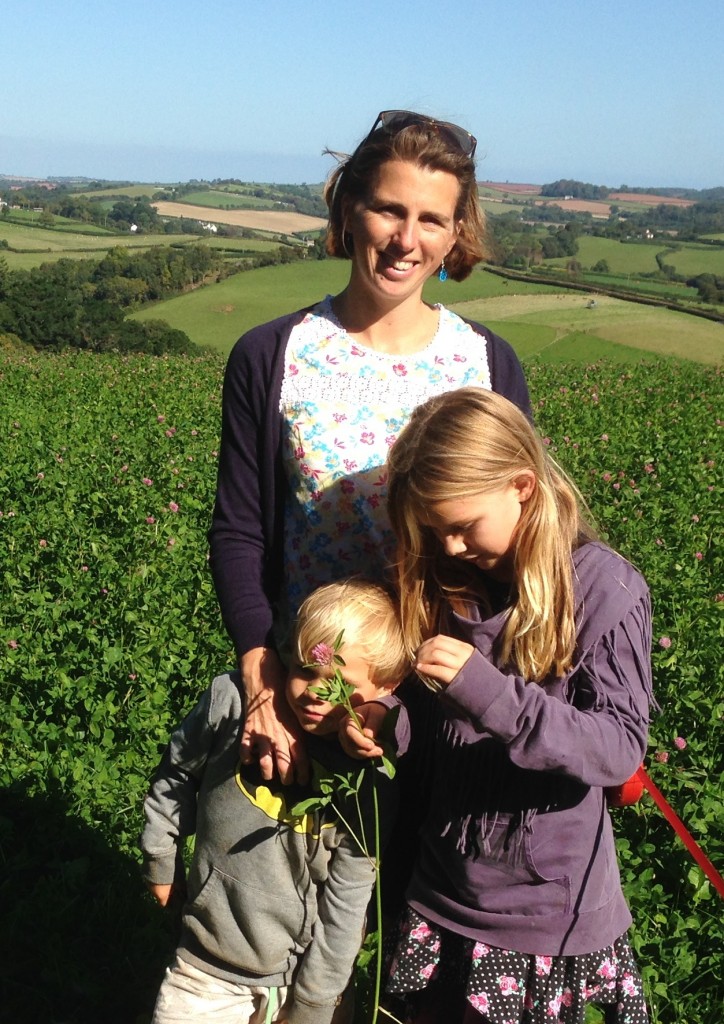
141, 579, 408, 1024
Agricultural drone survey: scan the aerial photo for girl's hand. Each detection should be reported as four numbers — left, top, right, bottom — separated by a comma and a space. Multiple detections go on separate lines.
415, 634, 475, 687
338, 703, 389, 759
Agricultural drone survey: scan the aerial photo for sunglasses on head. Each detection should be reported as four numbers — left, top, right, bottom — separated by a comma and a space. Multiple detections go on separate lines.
367, 109, 477, 159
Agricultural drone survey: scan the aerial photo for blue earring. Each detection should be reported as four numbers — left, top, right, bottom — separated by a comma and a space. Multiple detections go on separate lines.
438, 258, 448, 282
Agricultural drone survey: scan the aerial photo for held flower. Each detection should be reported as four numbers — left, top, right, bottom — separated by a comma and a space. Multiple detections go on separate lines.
310, 642, 335, 667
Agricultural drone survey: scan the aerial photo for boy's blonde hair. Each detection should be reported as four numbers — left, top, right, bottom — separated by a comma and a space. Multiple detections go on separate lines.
387, 388, 598, 683
293, 578, 409, 687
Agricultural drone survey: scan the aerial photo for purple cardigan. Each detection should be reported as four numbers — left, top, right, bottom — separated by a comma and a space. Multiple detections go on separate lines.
387, 541, 653, 956
208, 306, 531, 657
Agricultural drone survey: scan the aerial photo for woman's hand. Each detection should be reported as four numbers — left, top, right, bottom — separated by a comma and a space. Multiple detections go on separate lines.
415, 634, 474, 687
240, 647, 309, 784
338, 702, 390, 760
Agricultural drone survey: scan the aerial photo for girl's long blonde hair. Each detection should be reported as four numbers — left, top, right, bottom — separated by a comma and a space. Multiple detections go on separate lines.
387, 388, 597, 683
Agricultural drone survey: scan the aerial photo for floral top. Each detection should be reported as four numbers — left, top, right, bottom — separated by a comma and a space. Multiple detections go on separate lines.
279, 296, 493, 614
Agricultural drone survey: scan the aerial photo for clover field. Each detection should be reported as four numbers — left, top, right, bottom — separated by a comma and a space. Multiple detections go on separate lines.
0, 351, 722, 1023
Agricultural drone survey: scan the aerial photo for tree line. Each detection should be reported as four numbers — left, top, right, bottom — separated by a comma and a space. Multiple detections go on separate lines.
486, 199, 724, 273
0, 245, 222, 354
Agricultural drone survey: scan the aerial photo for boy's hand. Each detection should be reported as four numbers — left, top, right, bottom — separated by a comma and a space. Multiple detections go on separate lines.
240, 647, 309, 785
415, 634, 474, 687
147, 881, 185, 907
338, 702, 389, 759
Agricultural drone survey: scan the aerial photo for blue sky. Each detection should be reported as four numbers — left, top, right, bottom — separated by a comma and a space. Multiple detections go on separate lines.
2, 0, 722, 189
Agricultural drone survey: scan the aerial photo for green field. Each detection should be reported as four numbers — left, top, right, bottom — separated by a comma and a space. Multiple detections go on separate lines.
577, 273, 699, 301
480, 198, 526, 215
542, 237, 663, 275
659, 244, 724, 277
72, 184, 168, 199
1, 208, 118, 234
130, 261, 564, 352
0, 222, 215, 270
455, 292, 723, 364
129, 259, 723, 363
179, 190, 277, 210
2, 352, 721, 1024
539, 237, 724, 280
199, 235, 292, 253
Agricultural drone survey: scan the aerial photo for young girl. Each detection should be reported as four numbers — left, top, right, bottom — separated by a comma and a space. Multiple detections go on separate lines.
349, 387, 652, 1024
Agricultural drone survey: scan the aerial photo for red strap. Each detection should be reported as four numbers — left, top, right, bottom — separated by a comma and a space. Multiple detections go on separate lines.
637, 766, 724, 901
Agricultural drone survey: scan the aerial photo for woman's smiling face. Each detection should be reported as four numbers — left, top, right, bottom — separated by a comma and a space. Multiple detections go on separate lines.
345, 159, 461, 307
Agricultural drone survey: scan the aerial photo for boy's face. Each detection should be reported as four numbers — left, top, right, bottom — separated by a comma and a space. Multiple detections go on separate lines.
286, 644, 390, 737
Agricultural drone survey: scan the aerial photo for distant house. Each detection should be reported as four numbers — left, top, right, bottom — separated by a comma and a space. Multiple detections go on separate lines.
199, 222, 218, 233
130, 224, 139, 233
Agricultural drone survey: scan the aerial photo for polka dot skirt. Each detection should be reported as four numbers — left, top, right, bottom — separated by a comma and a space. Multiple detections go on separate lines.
386, 907, 649, 1023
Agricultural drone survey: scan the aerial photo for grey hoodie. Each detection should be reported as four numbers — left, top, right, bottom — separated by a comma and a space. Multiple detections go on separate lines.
141, 673, 400, 1024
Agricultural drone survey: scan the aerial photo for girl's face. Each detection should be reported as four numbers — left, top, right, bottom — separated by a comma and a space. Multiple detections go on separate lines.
345, 159, 461, 307
425, 476, 535, 581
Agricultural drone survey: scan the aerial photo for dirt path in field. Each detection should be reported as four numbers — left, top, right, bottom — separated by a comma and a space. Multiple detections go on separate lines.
152, 201, 327, 234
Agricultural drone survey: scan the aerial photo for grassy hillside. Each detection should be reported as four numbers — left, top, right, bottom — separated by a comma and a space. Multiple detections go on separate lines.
177, 190, 277, 210
660, 244, 724, 277
0, 221, 289, 271
459, 293, 723, 364
542, 237, 663, 275
129, 260, 723, 363
72, 184, 167, 199
0, 221, 209, 270
130, 261, 563, 352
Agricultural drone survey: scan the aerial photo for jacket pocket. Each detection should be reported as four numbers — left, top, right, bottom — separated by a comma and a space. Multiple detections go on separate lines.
443, 815, 571, 918
184, 867, 315, 974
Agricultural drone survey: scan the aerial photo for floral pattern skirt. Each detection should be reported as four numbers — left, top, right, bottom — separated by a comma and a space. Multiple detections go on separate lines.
385, 906, 648, 1024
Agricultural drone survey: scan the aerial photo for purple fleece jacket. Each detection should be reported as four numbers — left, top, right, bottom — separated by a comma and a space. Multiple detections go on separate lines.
208, 306, 531, 657
386, 541, 653, 956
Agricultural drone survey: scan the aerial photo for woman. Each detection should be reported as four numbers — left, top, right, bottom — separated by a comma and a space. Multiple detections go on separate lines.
208, 109, 531, 783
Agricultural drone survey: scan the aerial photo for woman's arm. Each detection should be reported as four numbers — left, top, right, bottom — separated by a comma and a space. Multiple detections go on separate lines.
209, 330, 281, 655
208, 318, 309, 783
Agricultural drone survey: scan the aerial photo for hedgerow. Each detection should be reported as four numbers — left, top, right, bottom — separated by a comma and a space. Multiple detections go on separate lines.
0, 352, 721, 1023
